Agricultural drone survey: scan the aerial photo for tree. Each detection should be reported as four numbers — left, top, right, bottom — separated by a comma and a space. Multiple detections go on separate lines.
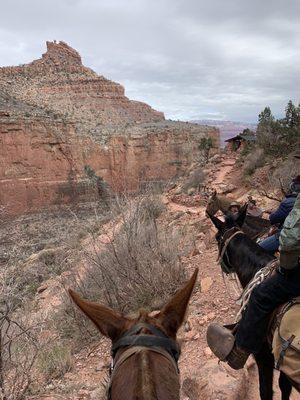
256, 107, 278, 152
284, 100, 300, 128
256, 102, 300, 156
258, 107, 274, 125
198, 137, 213, 164
84, 165, 110, 205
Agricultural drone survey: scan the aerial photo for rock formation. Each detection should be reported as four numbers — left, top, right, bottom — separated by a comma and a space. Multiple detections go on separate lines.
0, 42, 219, 216
0, 41, 164, 131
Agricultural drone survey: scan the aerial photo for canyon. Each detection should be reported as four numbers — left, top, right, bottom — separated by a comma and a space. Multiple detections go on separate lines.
0, 41, 219, 215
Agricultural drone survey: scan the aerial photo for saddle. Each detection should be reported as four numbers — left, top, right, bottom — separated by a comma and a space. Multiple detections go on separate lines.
271, 297, 300, 386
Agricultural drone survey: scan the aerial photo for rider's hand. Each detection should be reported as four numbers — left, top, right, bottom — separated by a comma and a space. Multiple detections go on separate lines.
268, 226, 278, 236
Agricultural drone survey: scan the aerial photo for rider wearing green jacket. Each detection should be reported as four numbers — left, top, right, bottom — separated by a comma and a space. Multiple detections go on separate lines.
279, 193, 300, 270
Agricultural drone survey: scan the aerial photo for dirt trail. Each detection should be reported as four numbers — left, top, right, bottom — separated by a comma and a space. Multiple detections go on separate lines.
212, 157, 236, 187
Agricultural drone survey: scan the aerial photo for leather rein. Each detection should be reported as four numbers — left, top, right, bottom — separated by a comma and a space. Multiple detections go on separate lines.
218, 227, 244, 274
108, 322, 180, 399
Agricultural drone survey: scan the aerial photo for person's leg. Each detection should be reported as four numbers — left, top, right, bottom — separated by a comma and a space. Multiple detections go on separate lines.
207, 263, 300, 369
258, 232, 280, 255
235, 264, 300, 354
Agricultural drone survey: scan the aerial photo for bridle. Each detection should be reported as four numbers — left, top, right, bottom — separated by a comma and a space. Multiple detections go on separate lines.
218, 226, 244, 274
108, 322, 180, 399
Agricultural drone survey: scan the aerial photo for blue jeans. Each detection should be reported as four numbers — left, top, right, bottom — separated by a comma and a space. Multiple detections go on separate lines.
258, 232, 280, 255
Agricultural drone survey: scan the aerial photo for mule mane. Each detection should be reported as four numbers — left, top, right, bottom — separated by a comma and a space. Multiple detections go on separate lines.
227, 233, 275, 288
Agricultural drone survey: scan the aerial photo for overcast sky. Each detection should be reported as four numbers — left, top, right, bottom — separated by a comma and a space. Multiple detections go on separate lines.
0, 0, 299, 122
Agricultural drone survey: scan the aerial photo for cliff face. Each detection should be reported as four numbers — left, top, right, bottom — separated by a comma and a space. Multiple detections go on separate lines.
0, 42, 220, 216
0, 107, 218, 215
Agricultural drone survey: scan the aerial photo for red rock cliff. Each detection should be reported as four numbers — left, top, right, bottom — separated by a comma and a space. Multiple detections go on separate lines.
0, 106, 218, 215
0, 43, 220, 216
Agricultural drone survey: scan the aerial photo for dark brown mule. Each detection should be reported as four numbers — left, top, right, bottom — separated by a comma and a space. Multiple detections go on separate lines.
207, 211, 298, 400
69, 269, 198, 400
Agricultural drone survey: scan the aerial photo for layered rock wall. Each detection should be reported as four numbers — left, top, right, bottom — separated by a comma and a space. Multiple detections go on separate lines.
0, 112, 218, 215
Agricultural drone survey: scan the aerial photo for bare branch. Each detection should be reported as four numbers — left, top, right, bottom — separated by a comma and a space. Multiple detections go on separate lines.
258, 188, 282, 202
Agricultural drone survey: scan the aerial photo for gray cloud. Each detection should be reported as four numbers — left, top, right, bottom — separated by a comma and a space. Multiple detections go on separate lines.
0, 0, 299, 122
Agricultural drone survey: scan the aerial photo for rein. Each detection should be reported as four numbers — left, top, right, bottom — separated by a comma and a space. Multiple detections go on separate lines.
108, 322, 180, 399
218, 227, 244, 274
235, 259, 278, 322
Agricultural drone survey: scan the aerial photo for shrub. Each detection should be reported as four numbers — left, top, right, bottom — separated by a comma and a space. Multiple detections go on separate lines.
0, 290, 41, 400
69, 194, 185, 314
182, 168, 204, 192
243, 148, 265, 176
256, 102, 300, 156
270, 156, 300, 194
37, 342, 73, 380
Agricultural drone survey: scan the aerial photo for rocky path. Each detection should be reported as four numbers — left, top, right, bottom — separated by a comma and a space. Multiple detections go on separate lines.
212, 157, 236, 188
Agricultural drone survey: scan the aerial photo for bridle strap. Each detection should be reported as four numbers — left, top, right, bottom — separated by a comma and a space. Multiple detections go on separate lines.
218, 228, 244, 273
107, 323, 180, 400
111, 323, 180, 362
112, 335, 180, 362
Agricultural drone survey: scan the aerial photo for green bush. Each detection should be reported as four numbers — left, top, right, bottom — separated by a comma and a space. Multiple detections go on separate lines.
256, 101, 300, 156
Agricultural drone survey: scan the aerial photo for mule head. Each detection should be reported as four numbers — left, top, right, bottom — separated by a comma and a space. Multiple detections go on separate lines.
206, 189, 218, 215
69, 268, 198, 342
207, 204, 247, 245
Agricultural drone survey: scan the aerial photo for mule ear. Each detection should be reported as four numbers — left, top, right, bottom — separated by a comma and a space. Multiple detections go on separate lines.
211, 189, 217, 198
69, 289, 130, 341
236, 203, 248, 227
157, 269, 198, 337
207, 212, 224, 231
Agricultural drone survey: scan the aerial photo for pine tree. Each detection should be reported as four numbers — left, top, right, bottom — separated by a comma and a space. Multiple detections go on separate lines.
258, 107, 274, 125
284, 100, 297, 128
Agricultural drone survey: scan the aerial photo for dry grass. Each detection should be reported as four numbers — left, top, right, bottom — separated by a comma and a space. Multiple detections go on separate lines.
0, 202, 113, 398
37, 342, 73, 381
75, 193, 185, 313
182, 168, 204, 193
0, 302, 41, 399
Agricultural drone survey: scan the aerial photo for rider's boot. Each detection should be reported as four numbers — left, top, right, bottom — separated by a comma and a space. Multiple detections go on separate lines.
207, 323, 250, 370
226, 345, 250, 370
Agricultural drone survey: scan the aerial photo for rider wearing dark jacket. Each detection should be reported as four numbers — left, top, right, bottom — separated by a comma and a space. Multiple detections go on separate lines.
259, 175, 300, 254
269, 193, 298, 226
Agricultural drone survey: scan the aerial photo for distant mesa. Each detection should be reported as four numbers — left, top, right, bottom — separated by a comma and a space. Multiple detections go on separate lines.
0, 40, 165, 132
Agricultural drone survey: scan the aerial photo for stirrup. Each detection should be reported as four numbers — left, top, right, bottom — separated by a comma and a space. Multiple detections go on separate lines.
206, 323, 235, 361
